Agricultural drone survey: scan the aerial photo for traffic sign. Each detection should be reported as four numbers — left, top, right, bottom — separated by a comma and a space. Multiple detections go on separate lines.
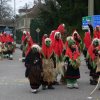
82, 15, 100, 30
36, 28, 40, 33
92, 15, 100, 28
82, 16, 92, 30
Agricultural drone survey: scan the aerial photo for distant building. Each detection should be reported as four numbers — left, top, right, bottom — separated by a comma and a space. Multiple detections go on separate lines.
16, 2, 43, 32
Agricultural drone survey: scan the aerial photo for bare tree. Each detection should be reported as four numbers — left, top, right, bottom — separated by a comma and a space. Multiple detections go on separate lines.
0, 0, 13, 24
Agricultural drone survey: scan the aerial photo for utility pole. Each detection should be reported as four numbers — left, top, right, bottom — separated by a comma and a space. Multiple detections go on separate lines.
14, 0, 16, 17
0, 0, 3, 24
14, 0, 16, 41
25, 3, 28, 31
88, 0, 94, 16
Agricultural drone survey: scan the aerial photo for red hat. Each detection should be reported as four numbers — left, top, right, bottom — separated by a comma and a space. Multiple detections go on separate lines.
57, 24, 65, 34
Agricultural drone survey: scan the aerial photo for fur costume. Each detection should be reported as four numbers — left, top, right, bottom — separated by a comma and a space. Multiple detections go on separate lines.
96, 56, 100, 73
25, 44, 42, 91
42, 38, 55, 89
52, 31, 65, 83
42, 59, 55, 83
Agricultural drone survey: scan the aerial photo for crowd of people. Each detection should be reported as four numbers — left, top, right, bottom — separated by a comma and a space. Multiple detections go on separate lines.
0, 32, 15, 60
20, 23, 100, 93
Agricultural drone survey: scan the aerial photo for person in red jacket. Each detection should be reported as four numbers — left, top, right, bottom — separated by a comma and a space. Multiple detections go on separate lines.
83, 31, 92, 58
53, 31, 64, 84
9, 34, 14, 43
24, 33, 34, 57
50, 23, 66, 44
0, 34, 3, 42
53, 31, 64, 61
49, 30, 56, 44
42, 34, 48, 48
94, 25, 100, 39
42, 38, 55, 89
21, 31, 27, 44
86, 38, 100, 85
2, 32, 7, 43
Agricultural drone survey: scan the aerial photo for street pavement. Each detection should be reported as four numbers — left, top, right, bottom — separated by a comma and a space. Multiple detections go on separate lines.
0, 48, 100, 100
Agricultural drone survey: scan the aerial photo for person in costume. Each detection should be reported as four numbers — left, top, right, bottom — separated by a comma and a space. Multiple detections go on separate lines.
88, 22, 94, 38
0, 34, 3, 43
25, 32, 34, 56
21, 31, 27, 59
50, 30, 56, 44
21, 31, 27, 44
25, 44, 42, 93
64, 38, 81, 89
1, 33, 15, 59
2, 32, 7, 43
42, 34, 48, 48
65, 36, 74, 49
50, 23, 65, 44
22, 33, 34, 62
0, 42, 3, 60
6, 42, 15, 60
86, 38, 100, 85
72, 30, 82, 50
83, 31, 92, 58
0, 34, 3, 59
6, 34, 15, 60
42, 38, 55, 89
94, 25, 100, 39
53, 31, 64, 84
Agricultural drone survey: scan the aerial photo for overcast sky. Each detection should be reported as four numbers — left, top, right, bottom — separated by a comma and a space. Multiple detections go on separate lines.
8, 0, 34, 14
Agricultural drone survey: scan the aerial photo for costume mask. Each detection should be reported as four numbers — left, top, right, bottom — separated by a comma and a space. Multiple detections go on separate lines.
93, 41, 99, 47
46, 40, 51, 47
55, 33, 60, 40
32, 47, 38, 53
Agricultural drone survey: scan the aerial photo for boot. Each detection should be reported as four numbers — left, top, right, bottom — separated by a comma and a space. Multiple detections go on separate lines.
90, 79, 97, 85
48, 86, 55, 89
42, 85, 47, 90
31, 89, 38, 93
52, 81, 59, 85
67, 83, 73, 89
73, 82, 79, 89
48, 84, 55, 89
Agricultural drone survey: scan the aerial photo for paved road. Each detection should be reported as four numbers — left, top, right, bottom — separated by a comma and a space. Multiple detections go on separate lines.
0, 49, 100, 100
